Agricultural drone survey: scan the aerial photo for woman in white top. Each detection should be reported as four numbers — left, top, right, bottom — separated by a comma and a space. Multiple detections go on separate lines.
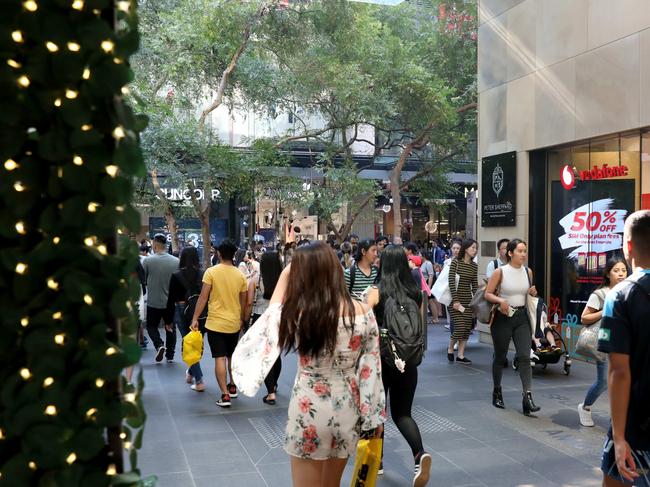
577, 257, 628, 427
485, 239, 540, 416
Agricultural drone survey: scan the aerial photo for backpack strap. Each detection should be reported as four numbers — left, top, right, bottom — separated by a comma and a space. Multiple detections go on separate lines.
176, 270, 200, 301
348, 263, 357, 293
493, 259, 498, 271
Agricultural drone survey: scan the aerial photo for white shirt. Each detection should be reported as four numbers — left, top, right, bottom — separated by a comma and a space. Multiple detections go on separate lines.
486, 257, 507, 279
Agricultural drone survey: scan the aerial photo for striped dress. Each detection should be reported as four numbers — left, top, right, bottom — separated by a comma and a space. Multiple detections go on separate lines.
449, 258, 479, 341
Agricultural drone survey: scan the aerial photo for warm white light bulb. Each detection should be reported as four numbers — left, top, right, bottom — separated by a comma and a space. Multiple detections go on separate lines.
43, 377, 54, 387
47, 278, 59, 290
7, 59, 21, 68
95, 378, 105, 388
81, 124, 92, 131
54, 334, 65, 345
112, 126, 126, 139
66, 453, 77, 464
20, 317, 29, 327
28, 461, 37, 470
87, 202, 99, 212
73, 155, 83, 165
23, 0, 38, 11
15, 263, 27, 274
71, 0, 84, 9
15, 221, 26, 234
82, 67, 90, 80
86, 408, 97, 418
45, 41, 59, 52
65, 89, 78, 99
11, 31, 24, 43
17, 76, 30, 88
97, 244, 108, 255
117, 1, 130, 12
4, 159, 19, 170
83, 294, 93, 305
105, 347, 117, 356
52, 236, 60, 244
52, 311, 62, 320
67, 42, 80, 52
121, 86, 130, 95
44, 405, 57, 416
20, 368, 31, 379
54, 98, 62, 107
105, 165, 118, 177
106, 465, 116, 476
84, 236, 95, 246
14, 181, 26, 192
100, 40, 114, 53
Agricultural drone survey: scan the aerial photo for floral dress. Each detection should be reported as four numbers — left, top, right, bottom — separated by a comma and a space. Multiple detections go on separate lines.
231, 304, 386, 460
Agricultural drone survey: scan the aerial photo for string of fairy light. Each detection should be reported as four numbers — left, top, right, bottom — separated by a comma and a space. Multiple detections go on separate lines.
1, 0, 144, 482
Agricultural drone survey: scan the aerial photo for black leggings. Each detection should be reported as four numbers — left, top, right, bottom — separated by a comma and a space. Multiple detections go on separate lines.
381, 362, 424, 459
491, 308, 532, 392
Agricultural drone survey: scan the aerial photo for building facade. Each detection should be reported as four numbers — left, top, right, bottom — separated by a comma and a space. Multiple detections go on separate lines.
477, 0, 650, 347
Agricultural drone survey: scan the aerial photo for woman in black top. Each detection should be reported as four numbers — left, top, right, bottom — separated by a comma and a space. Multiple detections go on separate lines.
164, 247, 205, 391
367, 245, 431, 487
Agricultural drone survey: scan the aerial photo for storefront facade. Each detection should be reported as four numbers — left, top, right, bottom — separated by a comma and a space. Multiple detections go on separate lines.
477, 0, 650, 347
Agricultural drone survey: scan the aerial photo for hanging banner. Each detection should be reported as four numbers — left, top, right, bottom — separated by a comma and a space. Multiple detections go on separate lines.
481, 152, 516, 227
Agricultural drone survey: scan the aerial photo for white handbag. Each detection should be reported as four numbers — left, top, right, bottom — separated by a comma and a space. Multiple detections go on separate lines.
431, 261, 459, 306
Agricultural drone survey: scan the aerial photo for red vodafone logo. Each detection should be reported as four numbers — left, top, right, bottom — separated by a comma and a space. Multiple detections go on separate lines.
561, 165, 575, 190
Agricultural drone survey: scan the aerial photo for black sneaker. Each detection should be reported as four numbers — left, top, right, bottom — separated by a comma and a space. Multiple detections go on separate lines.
227, 383, 238, 398
216, 394, 231, 408
413, 453, 431, 487
155, 346, 165, 363
166, 358, 174, 364
456, 356, 472, 365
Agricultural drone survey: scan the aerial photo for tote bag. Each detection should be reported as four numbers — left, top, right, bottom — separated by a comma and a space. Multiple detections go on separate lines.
575, 289, 607, 362
431, 263, 459, 306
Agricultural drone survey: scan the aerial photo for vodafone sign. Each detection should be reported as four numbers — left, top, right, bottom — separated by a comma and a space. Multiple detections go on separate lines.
561, 165, 575, 190
561, 163, 629, 190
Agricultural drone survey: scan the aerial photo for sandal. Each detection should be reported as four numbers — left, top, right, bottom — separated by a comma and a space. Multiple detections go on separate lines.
262, 395, 276, 405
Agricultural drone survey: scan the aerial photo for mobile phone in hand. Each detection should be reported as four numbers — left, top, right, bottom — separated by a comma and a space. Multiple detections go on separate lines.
458, 304, 466, 313
507, 306, 516, 317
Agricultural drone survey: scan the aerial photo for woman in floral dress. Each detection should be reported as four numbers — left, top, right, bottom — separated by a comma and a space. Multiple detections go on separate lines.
232, 242, 386, 487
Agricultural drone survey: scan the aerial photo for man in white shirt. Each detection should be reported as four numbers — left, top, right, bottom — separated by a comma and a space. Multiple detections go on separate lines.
486, 238, 509, 279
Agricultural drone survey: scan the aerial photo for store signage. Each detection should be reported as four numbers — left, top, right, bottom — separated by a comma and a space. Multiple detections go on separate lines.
481, 151, 516, 227
159, 188, 221, 201
558, 198, 628, 259
560, 164, 629, 190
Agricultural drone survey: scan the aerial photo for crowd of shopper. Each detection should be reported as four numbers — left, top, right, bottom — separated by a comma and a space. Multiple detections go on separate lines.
135, 209, 650, 487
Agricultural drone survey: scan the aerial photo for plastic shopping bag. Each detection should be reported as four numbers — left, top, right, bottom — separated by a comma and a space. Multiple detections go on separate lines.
349, 438, 382, 487
182, 330, 203, 367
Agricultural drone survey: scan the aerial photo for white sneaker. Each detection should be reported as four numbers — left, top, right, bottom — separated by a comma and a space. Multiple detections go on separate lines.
578, 403, 594, 427
413, 453, 432, 487
453, 343, 458, 351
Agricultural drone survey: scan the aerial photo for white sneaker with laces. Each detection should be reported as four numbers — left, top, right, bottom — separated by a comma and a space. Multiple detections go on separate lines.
413, 453, 431, 487
578, 403, 594, 427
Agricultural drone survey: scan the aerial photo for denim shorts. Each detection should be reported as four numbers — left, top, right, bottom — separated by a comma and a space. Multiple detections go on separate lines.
602, 436, 650, 486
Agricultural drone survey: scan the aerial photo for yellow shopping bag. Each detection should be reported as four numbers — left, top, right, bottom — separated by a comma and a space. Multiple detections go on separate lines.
182, 330, 203, 367
349, 438, 382, 487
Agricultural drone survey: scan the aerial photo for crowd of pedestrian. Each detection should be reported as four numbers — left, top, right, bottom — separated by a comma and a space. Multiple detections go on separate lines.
134, 209, 650, 487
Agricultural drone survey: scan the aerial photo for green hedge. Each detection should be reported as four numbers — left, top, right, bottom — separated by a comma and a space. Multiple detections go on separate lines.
0, 1, 148, 485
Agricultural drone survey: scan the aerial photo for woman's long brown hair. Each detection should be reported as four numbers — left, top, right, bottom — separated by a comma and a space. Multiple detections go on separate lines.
278, 241, 356, 357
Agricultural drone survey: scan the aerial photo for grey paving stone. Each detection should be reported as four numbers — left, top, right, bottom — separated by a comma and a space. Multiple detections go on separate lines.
193, 472, 268, 487
151, 472, 194, 487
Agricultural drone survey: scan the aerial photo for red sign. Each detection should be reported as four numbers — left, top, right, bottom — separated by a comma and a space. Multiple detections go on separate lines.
579, 164, 628, 181
561, 164, 628, 190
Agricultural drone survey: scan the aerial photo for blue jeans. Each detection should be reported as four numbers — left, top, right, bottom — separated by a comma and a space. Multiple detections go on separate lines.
176, 304, 204, 383
584, 360, 607, 407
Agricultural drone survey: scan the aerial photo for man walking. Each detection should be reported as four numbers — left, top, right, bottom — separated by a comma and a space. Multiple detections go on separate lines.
192, 239, 249, 408
486, 238, 509, 279
599, 210, 650, 487
143, 234, 179, 363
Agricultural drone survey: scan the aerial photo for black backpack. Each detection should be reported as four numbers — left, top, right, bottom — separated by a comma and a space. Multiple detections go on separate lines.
380, 296, 424, 371
176, 271, 207, 329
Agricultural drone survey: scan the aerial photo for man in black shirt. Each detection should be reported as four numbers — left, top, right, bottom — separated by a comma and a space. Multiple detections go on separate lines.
598, 210, 650, 486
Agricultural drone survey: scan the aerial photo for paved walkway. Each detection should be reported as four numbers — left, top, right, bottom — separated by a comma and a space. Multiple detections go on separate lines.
138, 323, 608, 487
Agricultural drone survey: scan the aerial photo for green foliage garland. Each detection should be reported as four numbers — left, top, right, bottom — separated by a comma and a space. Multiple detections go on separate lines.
0, 1, 147, 485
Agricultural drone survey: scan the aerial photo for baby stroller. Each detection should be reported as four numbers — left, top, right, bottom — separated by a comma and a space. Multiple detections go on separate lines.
513, 305, 573, 375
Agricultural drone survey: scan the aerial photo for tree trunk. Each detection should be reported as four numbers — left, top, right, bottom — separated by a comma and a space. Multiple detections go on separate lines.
199, 204, 211, 270
150, 168, 180, 253
390, 143, 415, 242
